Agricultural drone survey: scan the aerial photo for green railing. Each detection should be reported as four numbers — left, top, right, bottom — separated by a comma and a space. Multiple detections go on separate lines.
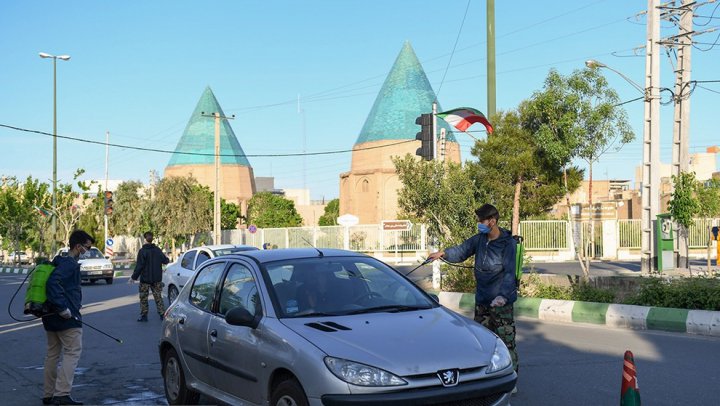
518, 220, 569, 251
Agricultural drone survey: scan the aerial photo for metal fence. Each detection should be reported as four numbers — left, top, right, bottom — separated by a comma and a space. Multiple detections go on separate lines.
518, 220, 569, 251
618, 220, 642, 249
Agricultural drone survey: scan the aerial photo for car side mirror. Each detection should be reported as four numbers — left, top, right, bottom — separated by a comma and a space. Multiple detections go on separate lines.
226, 306, 260, 328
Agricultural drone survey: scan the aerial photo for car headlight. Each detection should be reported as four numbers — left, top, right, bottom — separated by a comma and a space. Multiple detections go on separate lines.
486, 338, 512, 373
324, 357, 406, 387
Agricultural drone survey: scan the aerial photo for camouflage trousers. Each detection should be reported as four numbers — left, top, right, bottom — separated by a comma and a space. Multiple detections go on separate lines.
475, 303, 518, 372
139, 282, 165, 316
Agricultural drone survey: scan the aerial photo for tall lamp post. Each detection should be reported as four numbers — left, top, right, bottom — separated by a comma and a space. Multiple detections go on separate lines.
586, 59, 661, 273
39, 52, 71, 254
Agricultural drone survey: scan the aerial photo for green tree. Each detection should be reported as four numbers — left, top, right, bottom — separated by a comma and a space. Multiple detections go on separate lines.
247, 192, 303, 228
668, 171, 701, 269
392, 156, 476, 247
696, 178, 720, 219
51, 169, 95, 247
149, 176, 212, 252
0, 177, 33, 258
20, 176, 53, 258
524, 68, 633, 278
109, 180, 148, 237
76, 189, 105, 251
221, 200, 241, 229
466, 107, 581, 234
318, 199, 339, 226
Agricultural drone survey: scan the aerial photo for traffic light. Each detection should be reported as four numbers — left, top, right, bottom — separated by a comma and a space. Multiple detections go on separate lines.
103, 190, 113, 216
415, 113, 433, 161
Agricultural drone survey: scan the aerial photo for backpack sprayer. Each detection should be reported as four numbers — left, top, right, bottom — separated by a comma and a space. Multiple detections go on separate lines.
7, 263, 123, 344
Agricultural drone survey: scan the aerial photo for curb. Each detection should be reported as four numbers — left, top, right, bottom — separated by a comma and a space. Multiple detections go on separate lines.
437, 292, 720, 338
0, 267, 29, 275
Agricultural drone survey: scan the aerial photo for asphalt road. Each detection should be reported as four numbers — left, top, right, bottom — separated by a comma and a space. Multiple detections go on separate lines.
2, 273, 719, 405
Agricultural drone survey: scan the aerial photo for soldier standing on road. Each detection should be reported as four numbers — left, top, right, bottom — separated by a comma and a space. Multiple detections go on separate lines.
129, 232, 169, 322
42, 229, 95, 405
428, 204, 519, 376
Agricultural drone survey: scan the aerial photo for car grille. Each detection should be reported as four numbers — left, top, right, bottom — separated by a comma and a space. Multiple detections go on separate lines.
433, 392, 504, 406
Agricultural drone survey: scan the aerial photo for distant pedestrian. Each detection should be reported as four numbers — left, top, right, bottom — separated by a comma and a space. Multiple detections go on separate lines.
428, 204, 519, 376
129, 232, 169, 322
711, 226, 719, 267
42, 229, 95, 405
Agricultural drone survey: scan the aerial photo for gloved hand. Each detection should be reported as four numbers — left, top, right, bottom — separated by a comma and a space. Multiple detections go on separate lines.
58, 308, 72, 319
490, 296, 507, 307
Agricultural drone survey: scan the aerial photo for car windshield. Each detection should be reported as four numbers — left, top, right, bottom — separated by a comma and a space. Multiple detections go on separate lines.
212, 246, 259, 256
80, 248, 105, 259
264, 257, 436, 318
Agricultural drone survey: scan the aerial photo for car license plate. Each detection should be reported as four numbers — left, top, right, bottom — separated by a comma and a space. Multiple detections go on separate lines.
89, 271, 103, 275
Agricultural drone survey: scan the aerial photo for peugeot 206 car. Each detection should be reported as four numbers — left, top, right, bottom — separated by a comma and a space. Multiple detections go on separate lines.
159, 248, 516, 406
163, 244, 259, 305
57, 247, 114, 284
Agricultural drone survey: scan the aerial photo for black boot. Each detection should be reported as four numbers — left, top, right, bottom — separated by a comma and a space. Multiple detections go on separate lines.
137, 314, 148, 322
51, 395, 83, 405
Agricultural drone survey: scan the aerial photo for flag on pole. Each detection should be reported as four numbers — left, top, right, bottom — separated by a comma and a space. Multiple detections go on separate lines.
436, 107, 493, 134
34, 206, 50, 217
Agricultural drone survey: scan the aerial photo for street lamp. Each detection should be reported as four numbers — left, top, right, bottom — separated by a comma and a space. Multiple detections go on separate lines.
585, 59, 661, 273
39, 52, 71, 254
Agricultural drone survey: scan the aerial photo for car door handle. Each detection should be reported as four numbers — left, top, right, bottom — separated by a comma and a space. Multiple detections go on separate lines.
209, 329, 218, 343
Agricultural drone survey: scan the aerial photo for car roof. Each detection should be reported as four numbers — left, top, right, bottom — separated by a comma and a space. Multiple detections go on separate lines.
222, 248, 368, 264
189, 244, 255, 250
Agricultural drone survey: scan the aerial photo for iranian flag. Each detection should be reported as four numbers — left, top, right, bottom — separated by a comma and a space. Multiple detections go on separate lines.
437, 107, 493, 134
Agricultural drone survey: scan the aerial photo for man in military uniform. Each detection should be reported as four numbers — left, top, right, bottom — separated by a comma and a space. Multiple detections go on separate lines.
130, 232, 170, 321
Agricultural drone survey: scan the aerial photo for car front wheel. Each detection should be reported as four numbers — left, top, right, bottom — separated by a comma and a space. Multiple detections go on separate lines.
168, 285, 179, 306
270, 378, 308, 406
163, 348, 199, 405
105, 277, 113, 285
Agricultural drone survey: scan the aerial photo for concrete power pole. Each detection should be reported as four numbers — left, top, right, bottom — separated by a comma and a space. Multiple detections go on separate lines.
487, 0, 496, 118
669, 0, 694, 268
641, 0, 662, 273
202, 111, 234, 245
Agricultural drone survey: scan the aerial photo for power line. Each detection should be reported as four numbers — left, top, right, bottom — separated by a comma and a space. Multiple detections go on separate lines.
435, 0, 471, 99
0, 124, 415, 158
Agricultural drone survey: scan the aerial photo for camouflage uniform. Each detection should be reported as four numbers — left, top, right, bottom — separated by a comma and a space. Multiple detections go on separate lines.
475, 303, 518, 372
139, 282, 165, 316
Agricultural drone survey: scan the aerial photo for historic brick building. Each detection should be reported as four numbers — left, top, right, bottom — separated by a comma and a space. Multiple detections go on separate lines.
339, 42, 461, 224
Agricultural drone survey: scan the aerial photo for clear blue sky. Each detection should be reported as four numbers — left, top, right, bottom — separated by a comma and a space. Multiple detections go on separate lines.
2, 0, 719, 200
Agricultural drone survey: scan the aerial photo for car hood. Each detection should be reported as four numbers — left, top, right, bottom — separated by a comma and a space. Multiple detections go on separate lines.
79, 258, 111, 267
280, 307, 496, 376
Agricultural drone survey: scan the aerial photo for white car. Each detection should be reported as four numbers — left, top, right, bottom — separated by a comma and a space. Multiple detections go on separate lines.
163, 244, 258, 305
56, 247, 115, 284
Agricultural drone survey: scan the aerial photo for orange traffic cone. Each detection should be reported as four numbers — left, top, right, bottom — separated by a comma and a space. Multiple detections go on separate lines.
620, 350, 641, 405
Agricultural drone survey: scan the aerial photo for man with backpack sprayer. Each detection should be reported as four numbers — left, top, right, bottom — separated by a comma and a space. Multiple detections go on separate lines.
428, 204, 520, 392
41, 230, 94, 406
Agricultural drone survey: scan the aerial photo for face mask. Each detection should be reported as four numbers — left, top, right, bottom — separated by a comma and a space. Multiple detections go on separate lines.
477, 223, 491, 234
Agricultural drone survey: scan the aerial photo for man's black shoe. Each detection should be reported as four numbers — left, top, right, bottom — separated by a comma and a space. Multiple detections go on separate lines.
137, 314, 148, 322
159, 314, 164, 321
51, 395, 83, 405
42, 397, 52, 404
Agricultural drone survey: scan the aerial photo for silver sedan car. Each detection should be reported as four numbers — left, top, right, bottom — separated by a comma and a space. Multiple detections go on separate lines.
159, 248, 516, 405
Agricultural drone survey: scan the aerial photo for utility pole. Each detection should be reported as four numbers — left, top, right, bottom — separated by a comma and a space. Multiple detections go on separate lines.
104, 131, 109, 250
487, 0, 496, 118
641, 0, 662, 273
202, 111, 234, 245
432, 102, 438, 160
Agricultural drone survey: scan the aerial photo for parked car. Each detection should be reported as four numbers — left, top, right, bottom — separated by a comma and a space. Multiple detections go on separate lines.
11, 251, 30, 265
163, 244, 259, 305
159, 248, 516, 406
56, 247, 114, 284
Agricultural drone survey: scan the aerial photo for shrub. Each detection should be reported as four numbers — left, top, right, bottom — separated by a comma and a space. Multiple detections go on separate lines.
624, 276, 720, 311
440, 262, 475, 293
519, 272, 615, 303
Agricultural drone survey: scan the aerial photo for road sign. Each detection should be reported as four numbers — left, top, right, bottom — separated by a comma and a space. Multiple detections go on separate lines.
381, 220, 412, 231
337, 214, 359, 227
106, 238, 114, 247
248, 225, 257, 234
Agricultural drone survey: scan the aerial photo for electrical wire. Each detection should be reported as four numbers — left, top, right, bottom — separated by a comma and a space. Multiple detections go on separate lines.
0, 123, 414, 158
435, 0, 471, 99
694, 2, 720, 27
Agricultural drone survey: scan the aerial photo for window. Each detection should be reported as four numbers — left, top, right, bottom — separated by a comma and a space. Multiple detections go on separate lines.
196, 250, 211, 267
361, 179, 369, 192
218, 263, 259, 316
189, 261, 226, 311
181, 250, 197, 269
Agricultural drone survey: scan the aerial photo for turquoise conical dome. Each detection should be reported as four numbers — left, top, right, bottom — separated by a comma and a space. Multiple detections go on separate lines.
356, 42, 455, 144
168, 86, 251, 167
